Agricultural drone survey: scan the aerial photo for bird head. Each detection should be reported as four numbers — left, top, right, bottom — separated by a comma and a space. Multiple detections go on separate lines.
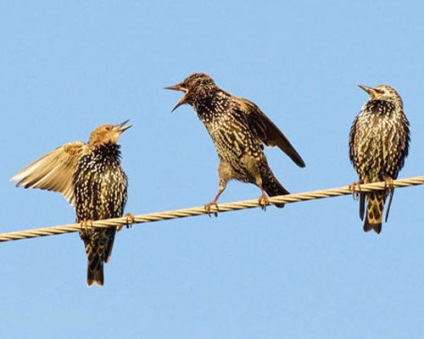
165, 73, 216, 111
358, 84, 403, 107
89, 120, 132, 147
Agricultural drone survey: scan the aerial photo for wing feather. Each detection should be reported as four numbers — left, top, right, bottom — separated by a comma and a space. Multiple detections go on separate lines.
237, 97, 305, 167
10, 141, 88, 206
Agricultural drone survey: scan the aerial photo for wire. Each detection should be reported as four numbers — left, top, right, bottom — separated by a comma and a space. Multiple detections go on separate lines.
1, 175, 423, 243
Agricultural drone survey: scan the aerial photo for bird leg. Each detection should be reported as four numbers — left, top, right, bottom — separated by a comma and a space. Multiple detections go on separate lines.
258, 185, 269, 211
204, 178, 227, 217
117, 212, 135, 231
81, 219, 93, 229
204, 201, 219, 217
79, 219, 93, 240
125, 212, 135, 228
205, 190, 224, 217
348, 179, 363, 200
383, 176, 394, 195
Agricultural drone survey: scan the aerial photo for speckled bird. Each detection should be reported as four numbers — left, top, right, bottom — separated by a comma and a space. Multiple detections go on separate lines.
349, 85, 410, 234
166, 73, 305, 212
11, 120, 131, 286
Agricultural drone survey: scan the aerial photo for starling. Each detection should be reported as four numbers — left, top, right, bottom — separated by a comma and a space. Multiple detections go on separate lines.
11, 120, 132, 286
166, 73, 305, 212
349, 85, 410, 234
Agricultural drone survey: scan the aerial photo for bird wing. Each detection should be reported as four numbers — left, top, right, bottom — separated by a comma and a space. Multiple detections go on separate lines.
237, 97, 306, 168
10, 141, 88, 206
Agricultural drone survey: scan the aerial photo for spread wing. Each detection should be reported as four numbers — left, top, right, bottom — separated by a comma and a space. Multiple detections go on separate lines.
10, 141, 88, 206
237, 97, 305, 167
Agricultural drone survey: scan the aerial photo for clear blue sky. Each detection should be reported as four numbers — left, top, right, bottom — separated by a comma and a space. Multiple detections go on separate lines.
1, 1, 423, 338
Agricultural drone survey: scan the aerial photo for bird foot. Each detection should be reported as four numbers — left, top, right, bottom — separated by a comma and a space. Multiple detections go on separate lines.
204, 202, 219, 217
79, 219, 93, 240
348, 179, 363, 200
258, 194, 269, 211
384, 177, 394, 195
117, 213, 135, 231
81, 219, 93, 229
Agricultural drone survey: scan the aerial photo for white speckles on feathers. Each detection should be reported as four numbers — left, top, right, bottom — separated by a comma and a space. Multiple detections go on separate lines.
349, 85, 410, 233
74, 142, 128, 286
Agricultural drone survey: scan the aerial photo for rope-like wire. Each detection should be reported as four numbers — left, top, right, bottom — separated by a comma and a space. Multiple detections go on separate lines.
1, 175, 423, 243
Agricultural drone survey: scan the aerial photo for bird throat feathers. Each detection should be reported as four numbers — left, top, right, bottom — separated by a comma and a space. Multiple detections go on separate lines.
91, 142, 122, 159
89, 131, 122, 147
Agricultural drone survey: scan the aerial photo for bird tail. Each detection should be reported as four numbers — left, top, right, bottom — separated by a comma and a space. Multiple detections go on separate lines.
363, 192, 386, 234
87, 253, 104, 287
80, 228, 116, 287
262, 172, 290, 208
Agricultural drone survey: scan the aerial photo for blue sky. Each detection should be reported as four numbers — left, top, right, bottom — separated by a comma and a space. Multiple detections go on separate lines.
1, 1, 424, 338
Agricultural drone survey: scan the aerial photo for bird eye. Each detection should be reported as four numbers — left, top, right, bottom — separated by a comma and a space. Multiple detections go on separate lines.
105, 126, 112, 131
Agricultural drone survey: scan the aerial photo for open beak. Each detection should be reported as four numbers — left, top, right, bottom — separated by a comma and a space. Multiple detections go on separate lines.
114, 119, 132, 133
165, 83, 188, 112
358, 85, 376, 98
164, 84, 185, 91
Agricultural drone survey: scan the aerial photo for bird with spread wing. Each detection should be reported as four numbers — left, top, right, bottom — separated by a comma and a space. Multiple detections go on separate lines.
11, 120, 132, 286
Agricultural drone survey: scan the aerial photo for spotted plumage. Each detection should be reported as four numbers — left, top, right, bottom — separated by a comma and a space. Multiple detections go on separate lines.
11, 120, 131, 286
166, 73, 305, 211
349, 85, 410, 234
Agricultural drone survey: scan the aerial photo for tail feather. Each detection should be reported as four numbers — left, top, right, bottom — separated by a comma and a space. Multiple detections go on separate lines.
87, 254, 104, 286
262, 172, 290, 208
80, 228, 115, 287
359, 193, 366, 221
103, 228, 116, 263
363, 192, 386, 234
385, 189, 395, 222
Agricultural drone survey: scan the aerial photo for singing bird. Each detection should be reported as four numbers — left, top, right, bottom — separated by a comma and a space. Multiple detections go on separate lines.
11, 120, 132, 286
349, 85, 410, 234
166, 73, 305, 213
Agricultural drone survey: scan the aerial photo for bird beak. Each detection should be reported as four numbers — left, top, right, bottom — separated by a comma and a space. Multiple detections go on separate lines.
164, 84, 185, 92
114, 119, 132, 133
358, 85, 377, 99
165, 83, 188, 112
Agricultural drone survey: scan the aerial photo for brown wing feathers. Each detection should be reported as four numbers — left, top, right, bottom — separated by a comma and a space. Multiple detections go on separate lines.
10, 142, 87, 206
238, 98, 305, 168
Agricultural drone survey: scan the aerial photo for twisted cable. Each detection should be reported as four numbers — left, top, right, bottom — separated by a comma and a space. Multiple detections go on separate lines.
1, 175, 423, 243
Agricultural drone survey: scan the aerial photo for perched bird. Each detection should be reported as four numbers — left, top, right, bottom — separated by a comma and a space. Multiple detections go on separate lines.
166, 73, 305, 213
349, 85, 410, 234
11, 120, 132, 286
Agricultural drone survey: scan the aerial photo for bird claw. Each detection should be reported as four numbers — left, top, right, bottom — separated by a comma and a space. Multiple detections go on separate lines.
348, 180, 363, 200
204, 202, 219, 217
258, 194, 269, 211
117, 213, 135, 231
80, 219, 93, 229
384, 177, 394, 195
79, 219, 93, 240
